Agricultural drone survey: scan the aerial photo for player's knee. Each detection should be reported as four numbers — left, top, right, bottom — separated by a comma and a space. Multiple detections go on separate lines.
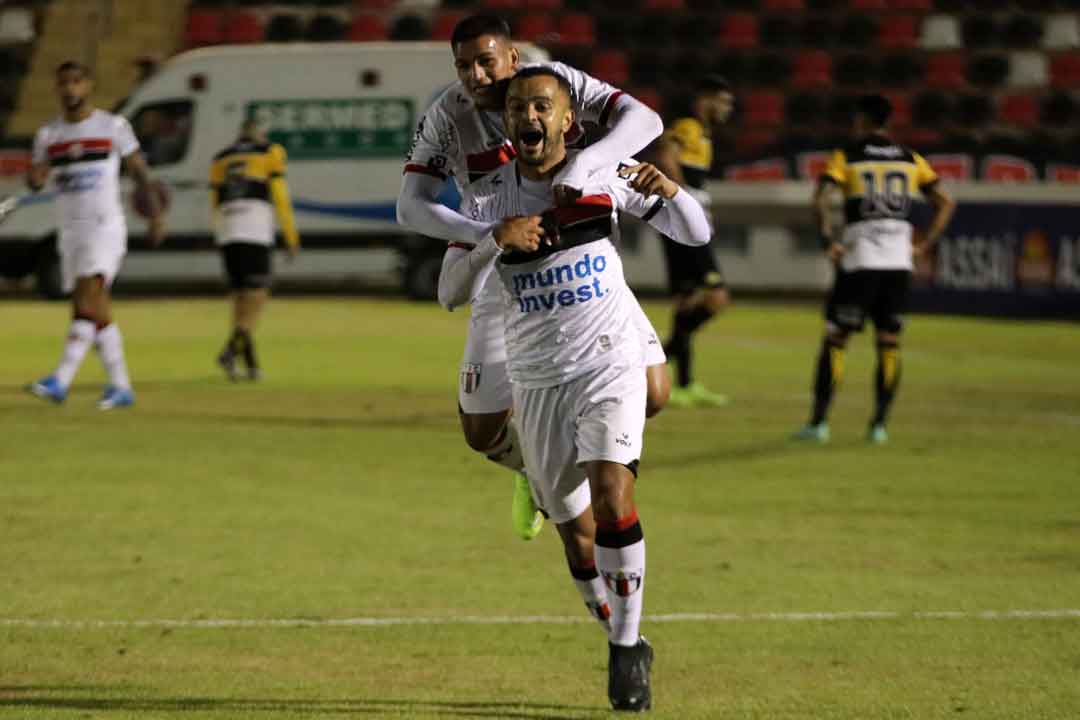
825, 328, 850, 348
704, 287, 729, 314
588, 466, 635, 522
459, 411, 507, 453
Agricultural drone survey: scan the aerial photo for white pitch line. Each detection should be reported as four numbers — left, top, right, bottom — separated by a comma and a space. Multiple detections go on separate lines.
1, 609, 1078, 629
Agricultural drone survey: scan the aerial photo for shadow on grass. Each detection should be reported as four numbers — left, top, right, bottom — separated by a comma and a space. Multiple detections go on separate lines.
0, 691, 607, 719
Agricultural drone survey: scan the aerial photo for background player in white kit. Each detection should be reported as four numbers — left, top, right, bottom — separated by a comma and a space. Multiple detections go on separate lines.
396, 14, 670, 541
442, 67, 712, 712
25, 61, 164, 410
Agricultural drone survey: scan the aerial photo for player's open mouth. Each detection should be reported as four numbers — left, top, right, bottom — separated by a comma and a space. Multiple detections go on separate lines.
520, 128, 544, 149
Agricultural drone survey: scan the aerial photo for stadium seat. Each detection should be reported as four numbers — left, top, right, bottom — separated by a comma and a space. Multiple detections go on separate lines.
429, 11, 466, 41
1050, 52, 1080, 87
882, 91, 911, 127
891, 0, 931, 9
800, 15, 837, 48
920, 14, 961, 50
878, 52, 922, 87
968, 54, 1010, 87
1007, 51, 1048, 87
760, 15, 798, 47
556, 13, 596, 45
674, 14, 717, 45
391, 14, 430, 41
826, 94, 856, 125
718, 14, 758, 49
525, 0, 565, 9
709, 52, 748, 86
973, 0, 1009, 10
791, 50, 832, 88
747, 52, 791, 85
839, 14, 876, 49
265, 14, 303, 42
224, 11, 263, 44
1041, 92, 1076, 127
901, 127, 943, 150
589, 49, 630, 86
999, 94, 1040, 128
879, 15, 918, 49
642, 0, 685, 10
962, 15, 997, 49
515, 14, 555, 42
835, 52, 874, 86
737, 129, 779, 158
786, 92, 824, 125
849, 0, 887, 9
483, 0, 524, 9
912, 91, 952, 126
925, 52, 966, 89
742, 91, 784, 126
347, 14, 388, 41
1004, 15, 1044, 48
955, 93, 994, 127
308, 14, 346, 42
806, 0, 841, 9
1043, 15, 1080, 50
185, 9, 225, 47
0, 8, 34, 43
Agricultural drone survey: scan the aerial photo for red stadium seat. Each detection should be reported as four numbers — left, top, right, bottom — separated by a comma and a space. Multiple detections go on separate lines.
642, 0, 685, 10
347, 14, 388, 41
791, 50, 832, 88
224, 11, 263, 44
925, 52, 967, 88
589, 49, 630, 86
1050, 53, 1080, 88
515, 13, 555, 42
879, 15, 918, 48
627, 86, 663, 114
185, 9, 224, 47
430, 12, 466, 42
999, 93, 1040, 128
883, 91, 912, 127
719, 14, 759, 49
557, 13, 596, 46
743, 91, 784, 126
763, 0, 805, 9
901, 128, 943, 149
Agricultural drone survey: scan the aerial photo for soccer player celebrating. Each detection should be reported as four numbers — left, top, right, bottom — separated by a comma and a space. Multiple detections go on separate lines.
793, 94, 955, 444
442, 67, 712, 712
26, 61, 165, 410
653, 76, 734, 408
210, 120, 299, 381
396, 14, 669, 541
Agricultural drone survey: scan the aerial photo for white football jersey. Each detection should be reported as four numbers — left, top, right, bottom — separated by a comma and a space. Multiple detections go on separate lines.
32, 109, 139, 231
465, 156, 667, 389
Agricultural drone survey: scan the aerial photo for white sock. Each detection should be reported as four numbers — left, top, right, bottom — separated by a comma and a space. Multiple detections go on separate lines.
95, 323, 132, 391
595, 513, 646, 647
485, 417, 525, 473
571, 564, 613, 634
53, 319, 96, 388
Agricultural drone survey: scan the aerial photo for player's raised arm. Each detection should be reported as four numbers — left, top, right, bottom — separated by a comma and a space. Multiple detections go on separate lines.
614, 161, 710, 248
550, 62, 663, 198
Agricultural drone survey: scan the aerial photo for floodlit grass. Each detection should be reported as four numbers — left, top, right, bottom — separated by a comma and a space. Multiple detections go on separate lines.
1, 298, 1078, 719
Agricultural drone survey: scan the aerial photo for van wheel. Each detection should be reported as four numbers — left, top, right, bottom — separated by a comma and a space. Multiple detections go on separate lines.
36, 247, 65, 300
403, 252, 442, 301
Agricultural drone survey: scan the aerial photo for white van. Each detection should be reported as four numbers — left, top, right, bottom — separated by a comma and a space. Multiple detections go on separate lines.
0, 42, 547, 298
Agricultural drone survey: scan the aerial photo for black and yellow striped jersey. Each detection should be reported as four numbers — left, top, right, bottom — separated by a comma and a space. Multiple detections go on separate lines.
821, 134, 938, 226
209, 139, 297, 248
663, 117, 711, 190
821, 133, 939, 271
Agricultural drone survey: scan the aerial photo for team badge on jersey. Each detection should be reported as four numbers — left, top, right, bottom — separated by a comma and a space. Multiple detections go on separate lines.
603, 569, 643, 597
461, 363, 482, 394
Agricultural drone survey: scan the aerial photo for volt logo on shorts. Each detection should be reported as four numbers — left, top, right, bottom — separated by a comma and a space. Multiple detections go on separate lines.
512, 252, 608, 313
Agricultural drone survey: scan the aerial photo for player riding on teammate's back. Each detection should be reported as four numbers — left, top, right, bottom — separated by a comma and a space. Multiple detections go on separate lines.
396, 14, 669, 541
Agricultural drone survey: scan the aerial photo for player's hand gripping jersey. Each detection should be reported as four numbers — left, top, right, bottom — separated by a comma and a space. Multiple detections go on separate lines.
462, 156, 711, 389
31, 109, 139, 235
821, 134, 940, 273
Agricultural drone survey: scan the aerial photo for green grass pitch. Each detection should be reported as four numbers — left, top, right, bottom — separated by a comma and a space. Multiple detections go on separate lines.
1, 297, 1078, 719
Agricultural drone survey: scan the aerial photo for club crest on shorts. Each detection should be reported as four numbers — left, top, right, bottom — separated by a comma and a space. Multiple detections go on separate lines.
603, 569, 643, 597
461, 363, 482, 394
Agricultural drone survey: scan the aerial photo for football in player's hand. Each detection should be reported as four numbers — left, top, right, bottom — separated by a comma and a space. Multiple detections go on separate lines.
131, 180, 170, 219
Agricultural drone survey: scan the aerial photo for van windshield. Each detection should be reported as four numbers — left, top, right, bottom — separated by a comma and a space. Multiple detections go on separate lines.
130, 101, 194, 167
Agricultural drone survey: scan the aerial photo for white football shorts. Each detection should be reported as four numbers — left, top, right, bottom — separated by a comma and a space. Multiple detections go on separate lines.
512, 363, 647, 525
59, 219, 127, 293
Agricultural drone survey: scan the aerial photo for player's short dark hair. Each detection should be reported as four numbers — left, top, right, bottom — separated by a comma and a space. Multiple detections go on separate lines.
450, 14, 512, 49
698, 75, 731, 95
856, 94, 892, 127
509, 66, 572, 102
56, 60, 91, 79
